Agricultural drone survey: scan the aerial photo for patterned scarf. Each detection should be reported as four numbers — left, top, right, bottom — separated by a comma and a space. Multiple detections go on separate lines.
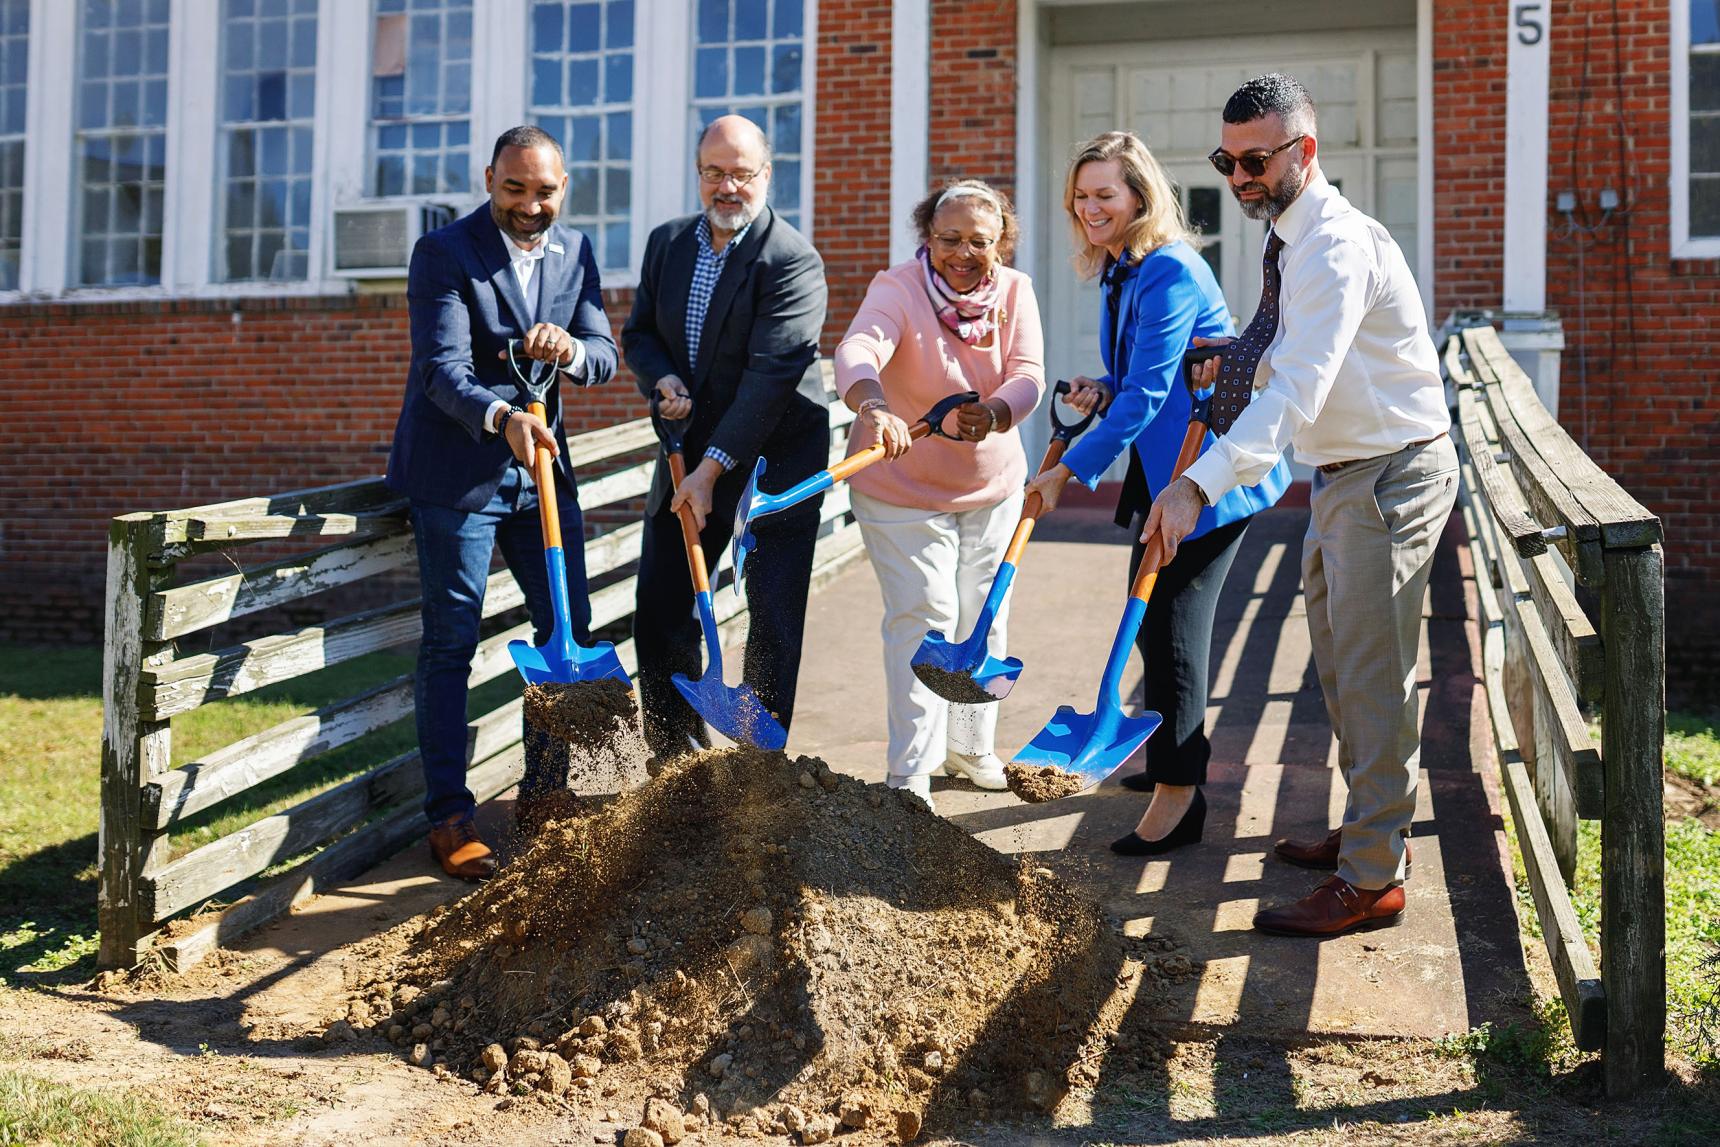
916, 244, 1001, 347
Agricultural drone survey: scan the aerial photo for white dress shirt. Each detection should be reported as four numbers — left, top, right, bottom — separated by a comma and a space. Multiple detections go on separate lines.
1184, 172, 1449, 503
484, 225, 589, 434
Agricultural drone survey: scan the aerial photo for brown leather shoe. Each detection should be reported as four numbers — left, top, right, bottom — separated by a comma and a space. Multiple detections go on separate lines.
515, 789, 581, 839
1253, 875, 1405, 937
1271, 829, 1412, 876
428, 815, 496, 881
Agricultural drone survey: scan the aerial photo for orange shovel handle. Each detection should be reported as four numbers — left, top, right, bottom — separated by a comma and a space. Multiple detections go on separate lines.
666, 451, 712, 596
525, 401, 563, 550
1128, 419, 1209, 602
1000, 436, 1075, 567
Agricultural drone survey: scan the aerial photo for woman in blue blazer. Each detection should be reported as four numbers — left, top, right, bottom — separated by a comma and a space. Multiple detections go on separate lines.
1027, 131, 1290, 854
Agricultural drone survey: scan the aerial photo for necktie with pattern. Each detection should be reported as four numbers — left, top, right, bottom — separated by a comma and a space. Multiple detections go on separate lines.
1208, 229, 1285, 435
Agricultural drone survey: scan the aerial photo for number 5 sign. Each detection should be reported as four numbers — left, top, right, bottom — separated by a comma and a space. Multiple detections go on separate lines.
1505, 0, 1551, 311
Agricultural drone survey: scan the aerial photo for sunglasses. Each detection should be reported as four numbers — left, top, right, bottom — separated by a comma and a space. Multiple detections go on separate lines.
1207, 135, 1307, 178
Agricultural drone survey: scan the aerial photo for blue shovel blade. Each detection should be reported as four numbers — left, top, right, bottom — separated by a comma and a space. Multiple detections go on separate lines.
508, 636, 631, 687
730, 457, 768, 590
672, 672, 788, 751
910, 630, 1023, 702
1012, 705, 1164, 794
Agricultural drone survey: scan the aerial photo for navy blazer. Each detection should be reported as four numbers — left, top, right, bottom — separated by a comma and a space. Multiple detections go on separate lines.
622, 207, 829, 517
385, 205, 618, 512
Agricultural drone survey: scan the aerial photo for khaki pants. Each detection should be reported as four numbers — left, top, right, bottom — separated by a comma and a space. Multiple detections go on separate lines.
850, 488, 1023, 778
1303, 435, 1458, 889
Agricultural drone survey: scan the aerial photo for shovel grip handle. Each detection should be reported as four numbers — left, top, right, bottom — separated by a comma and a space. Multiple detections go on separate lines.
525, 401, 563, 551
667, 451, 712, 595
1128, 418, 1208, 601
825, 416, 940, 485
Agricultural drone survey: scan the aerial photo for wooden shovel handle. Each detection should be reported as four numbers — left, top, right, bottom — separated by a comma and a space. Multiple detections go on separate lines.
667, 451, 712, 595
1000, 437, 1074, 567
526, 401, 563, 550
826, 418, 939, 485
1128, 419, 1209, 601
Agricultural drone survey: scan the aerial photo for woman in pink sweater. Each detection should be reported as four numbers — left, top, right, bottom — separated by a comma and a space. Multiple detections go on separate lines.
833, 180, 1047, 811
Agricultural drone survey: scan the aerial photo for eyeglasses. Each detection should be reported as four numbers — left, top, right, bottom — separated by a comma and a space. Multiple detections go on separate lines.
930, 233, 996, 255
1207, 135, 1306, 178
698, 166, 766, 187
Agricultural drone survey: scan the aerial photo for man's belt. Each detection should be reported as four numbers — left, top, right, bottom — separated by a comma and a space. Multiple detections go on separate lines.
1316, 430, 1449, 475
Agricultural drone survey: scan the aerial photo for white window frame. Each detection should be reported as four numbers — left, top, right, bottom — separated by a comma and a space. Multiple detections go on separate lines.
1673, 0, 1720, 259
1, 0, 818, 301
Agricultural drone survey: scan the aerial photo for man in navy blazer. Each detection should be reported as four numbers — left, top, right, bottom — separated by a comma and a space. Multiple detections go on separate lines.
623, 115, 828, 760
386, 125, 616, 880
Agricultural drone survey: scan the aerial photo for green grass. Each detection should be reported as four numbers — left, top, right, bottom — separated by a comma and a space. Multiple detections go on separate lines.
0, 641, 520, 982
0, 1068, 202, 1147
1666, 712, 1720, 788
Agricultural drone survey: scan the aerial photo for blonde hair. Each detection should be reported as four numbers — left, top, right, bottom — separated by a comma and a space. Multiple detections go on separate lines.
1063, 131, 1195, 281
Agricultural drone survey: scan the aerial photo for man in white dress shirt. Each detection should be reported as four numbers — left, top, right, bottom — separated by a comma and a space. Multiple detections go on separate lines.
1142, 73, 1458, 937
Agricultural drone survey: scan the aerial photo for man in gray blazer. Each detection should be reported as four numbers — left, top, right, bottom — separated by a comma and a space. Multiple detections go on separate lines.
623, 115, 829, 760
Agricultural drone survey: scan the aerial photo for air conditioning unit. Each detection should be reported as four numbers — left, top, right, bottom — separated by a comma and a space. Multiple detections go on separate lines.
331, 202, 457, 277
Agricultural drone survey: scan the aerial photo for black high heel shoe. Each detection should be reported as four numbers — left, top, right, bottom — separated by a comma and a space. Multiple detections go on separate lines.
1110, 788, 1206, 856
1119, 771, 1156, 793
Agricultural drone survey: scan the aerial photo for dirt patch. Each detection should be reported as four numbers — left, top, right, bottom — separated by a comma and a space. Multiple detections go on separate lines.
356, 747, 1169, 1141
910, 664, 999, 705
1005, 763, 1084, 804
1666, 772, 1720, 829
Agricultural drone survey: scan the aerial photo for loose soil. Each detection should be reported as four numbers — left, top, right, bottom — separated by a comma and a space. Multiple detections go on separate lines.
354, 747, 1171, 1142
910, 665, 1000, 706
1004, 763, 1085, 804
522, 679, 639, 749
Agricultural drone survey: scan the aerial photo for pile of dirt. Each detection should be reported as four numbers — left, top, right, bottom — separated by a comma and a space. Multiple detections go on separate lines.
355, 747, 1173, 1141
1004, 762, 1085, 804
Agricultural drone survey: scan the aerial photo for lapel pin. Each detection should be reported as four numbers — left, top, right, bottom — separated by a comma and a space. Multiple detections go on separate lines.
547, 241, 565, 255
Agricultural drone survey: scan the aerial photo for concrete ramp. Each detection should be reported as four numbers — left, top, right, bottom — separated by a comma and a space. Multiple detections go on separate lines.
788, 505, 1529, 1042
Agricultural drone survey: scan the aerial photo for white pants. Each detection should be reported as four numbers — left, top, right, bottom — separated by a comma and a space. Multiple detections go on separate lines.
850, 487, 1024, 778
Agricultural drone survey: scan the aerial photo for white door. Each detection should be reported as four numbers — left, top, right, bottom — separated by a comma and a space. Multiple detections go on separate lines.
1031, 33, 1417, 479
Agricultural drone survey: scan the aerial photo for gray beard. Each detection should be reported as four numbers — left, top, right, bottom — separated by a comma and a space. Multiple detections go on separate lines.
1236, 165, 1308, 221
706, 200, 760, 233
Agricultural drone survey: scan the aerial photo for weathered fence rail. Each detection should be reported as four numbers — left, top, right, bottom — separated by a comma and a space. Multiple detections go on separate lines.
1445, 324, 1665, 1097
99, 378, 861, 973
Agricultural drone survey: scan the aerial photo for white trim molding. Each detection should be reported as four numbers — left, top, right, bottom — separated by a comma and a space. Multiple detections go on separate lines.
888, 0, 928, 264
1672, 0, 1720, 259
1503, 0, 1550, 310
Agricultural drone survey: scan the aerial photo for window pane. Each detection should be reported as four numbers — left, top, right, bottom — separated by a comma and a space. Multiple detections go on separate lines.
1692, 114, 1720, 173
368, 0, 472, 196
0, 0, 25, 288
1695, 0, 1719, 46
76, 0, 168, 285
530, 0, 636, 272
693, 0, 805, 222
1692, 177, 1720, 237
1693, 53, 1720, 114
219, 0, 316, 280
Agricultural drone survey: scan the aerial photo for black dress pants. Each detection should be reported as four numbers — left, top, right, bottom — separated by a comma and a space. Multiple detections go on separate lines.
633, 495, 820, 758
1125, 513, 1251, 786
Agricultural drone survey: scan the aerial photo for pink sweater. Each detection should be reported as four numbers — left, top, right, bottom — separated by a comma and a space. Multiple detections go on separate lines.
833, 261, 1046, 511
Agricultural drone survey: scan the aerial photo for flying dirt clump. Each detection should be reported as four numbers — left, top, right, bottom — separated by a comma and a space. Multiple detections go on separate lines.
522, 678, 638, 749
362, 747, 1171, 1139
1004, 762, 1085, 803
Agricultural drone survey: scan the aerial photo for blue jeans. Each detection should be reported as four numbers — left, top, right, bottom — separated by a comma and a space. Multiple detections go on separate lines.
409, 465, 590, 826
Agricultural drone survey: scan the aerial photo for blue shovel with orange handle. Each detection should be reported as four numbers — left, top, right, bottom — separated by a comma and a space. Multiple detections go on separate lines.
1009, 349, 1228, 794
503, 341, 630, 689
650, 399, 788, 751
728, 392, 980, 587
909, 381, 1097, 704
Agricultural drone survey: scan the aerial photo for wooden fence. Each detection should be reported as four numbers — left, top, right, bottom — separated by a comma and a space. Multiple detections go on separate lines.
1446, 324, 1665, 1097
98, 381, 861, 973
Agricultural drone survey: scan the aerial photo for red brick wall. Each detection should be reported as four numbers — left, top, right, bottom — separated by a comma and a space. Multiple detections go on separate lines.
929, 0, 1017, 200
813, 0, 895, 348
1434, 0, 1720, 696
0, 291, 640, 645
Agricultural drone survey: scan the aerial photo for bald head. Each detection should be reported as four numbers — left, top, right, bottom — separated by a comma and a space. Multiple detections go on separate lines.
696, 114, 772, 242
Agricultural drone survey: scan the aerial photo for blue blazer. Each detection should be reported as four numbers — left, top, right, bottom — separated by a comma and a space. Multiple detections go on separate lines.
1060, 240, 1289, 538
386, 205, 618, 512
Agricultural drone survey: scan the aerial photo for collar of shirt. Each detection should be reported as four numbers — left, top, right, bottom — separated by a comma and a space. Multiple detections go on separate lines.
1269, 170, 1334, 250
695, 214, 751, 263
500, 227, 548, 272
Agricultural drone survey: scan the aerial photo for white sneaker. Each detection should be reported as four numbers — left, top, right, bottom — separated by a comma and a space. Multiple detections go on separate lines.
942, 751, 1009, 790
886, 773, 936, 812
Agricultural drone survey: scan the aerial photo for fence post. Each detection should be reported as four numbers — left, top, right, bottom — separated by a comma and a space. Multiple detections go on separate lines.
1600, 542, 1666, 1097
97, 515, 174, 969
